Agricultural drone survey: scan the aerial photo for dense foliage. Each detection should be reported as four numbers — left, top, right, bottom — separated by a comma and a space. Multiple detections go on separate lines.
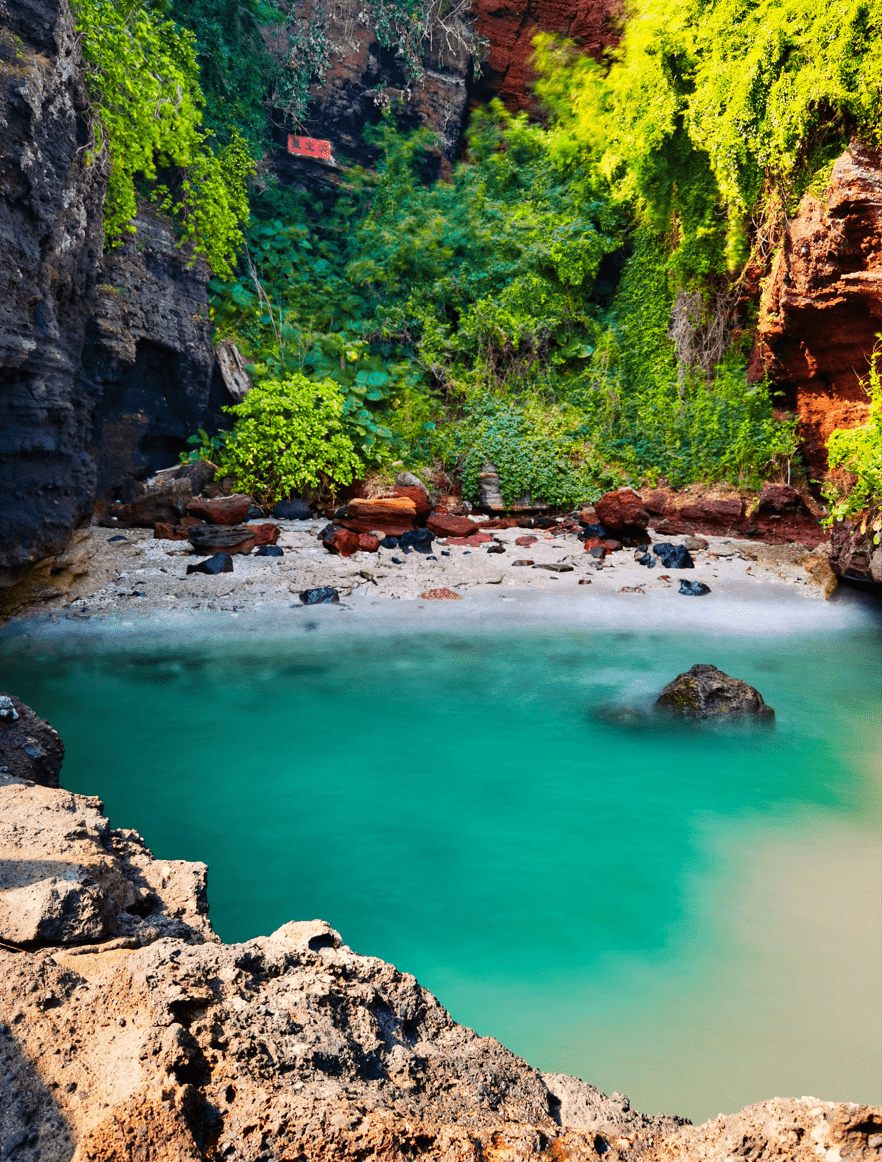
215, 374, 363, 504
75, 0, 254, 275
535, 0, 882, 275
210, 110, 796, 502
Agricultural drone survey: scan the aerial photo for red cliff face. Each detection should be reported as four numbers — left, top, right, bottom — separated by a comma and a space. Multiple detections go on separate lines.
756, 144, 882, 473
471, 0, 621, 111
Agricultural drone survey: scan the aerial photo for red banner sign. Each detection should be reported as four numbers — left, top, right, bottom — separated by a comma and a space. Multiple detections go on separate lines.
288, 136, 332, 161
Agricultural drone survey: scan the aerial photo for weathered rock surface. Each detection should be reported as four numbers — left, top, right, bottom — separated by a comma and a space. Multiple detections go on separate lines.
187, 525, 257, 555
115, 461, 217, 529
0, 694, 64, 787
0, 0, 105, 582
655, 664, 774, 722
427, 513, 482, 539
829, 516, 882, 584
595, 489, 650, 537
0, 774, 215, 948
756, 143, 882, 472
186, 495, 254, 526
644, 485, 825, 548
341, 497, 419, 537
85, 211, 233, 502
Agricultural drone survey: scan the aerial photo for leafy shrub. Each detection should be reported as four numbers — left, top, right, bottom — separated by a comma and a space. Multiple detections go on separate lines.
216, 374, 364, 504
822, 342, 882, 530
439, 391, 620, 507
74, 0, 253, 275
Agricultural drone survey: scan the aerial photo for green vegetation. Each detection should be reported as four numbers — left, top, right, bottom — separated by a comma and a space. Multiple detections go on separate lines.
822, 343, 882, 532
213, 374, 363, 505
82, 0, 882, 506
534, 0, 882, 277
75, 0, 253, 275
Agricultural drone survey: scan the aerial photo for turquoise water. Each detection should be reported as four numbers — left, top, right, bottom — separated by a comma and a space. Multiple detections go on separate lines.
2, 598, 880, 1123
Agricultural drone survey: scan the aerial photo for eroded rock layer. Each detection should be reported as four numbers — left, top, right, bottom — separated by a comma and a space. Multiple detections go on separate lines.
757, 143, 882, 472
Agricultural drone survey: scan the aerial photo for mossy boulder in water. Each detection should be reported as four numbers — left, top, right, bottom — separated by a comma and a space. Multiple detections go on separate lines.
655, 664, 774, 722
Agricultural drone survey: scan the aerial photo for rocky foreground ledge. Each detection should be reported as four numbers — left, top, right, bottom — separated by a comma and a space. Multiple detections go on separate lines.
1, 725, 880, 1160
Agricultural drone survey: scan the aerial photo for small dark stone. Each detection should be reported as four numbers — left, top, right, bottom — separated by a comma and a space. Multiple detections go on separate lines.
426, 555, 437, 561
299, 587, 340, 605
186, 553, 234, 575
487, 544, 505, 554
533, 563, 574, 572
678, 580, 711, 596
579, 523, 608, 539
513, 559, 534, 566
400, 528, 434, 551
534, 517, 558, 529
256, 545, 284, 557
655, 663, 773, 721
273, 499, 313, 520
588, 546, 607, 559
653, 543, 694, 569
441, 550, 450, 556
246, 505, 264, 520
107, 535, 128, 543
381, 536, 400, 549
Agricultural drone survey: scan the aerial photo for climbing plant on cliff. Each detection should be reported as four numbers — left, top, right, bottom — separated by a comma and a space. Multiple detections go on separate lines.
75, 0, 254, 277
822, 341, 882, 528
534, 0, 882, 278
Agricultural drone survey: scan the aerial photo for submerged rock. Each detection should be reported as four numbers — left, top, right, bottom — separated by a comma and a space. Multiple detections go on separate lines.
0, 695, 64, 787
655, 664, 773, 721
299, 587, 340, 605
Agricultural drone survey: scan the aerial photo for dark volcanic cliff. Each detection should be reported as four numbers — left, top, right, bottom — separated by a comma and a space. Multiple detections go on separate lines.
0, 0, 105, 582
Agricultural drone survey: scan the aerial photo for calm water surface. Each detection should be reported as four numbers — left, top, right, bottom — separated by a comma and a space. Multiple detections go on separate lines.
2, 599, 880, 1123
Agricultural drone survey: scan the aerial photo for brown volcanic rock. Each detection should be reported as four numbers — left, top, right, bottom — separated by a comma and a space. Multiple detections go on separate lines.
472, 0, 621, 113
186, 525, 256, 554
391, 484, 432, 516
427, 513, 482, 538
340, 497, 417, 537
646, 487, 825, 547
320, 525, 361, 557
595, 488, 649, 531
186, 494, 253, 525
756, 143, 882, 472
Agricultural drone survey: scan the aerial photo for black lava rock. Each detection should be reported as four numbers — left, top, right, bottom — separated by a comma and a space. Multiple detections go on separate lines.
588, 545, 607, 559
487, 544, 505, 554
273, 499, 313, 520
391, 556, 404, 564
107, 535, 128, 543
246, 505, 264, 520
679, 580, 710, 596
381, 536, 400, 549
0, 693, 65, 787
653, 543, 694, 569
580, 523, 609, 539
400, 528, 435, 553
534, 517, 558, 529
256, 545, 284, 557
299, 587, 340, 605
655, 663, 773, 721
186, 553, 233, 575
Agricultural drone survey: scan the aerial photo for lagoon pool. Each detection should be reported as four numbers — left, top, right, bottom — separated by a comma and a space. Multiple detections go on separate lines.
2, 594, 880, 1124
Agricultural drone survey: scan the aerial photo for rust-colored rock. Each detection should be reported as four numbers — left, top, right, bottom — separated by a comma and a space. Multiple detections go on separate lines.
341, 497, 417, 537
448, 531, 496, 546
418, 587, 463, 599
756, 143, 882, 472
186, 494, 253, 525
357, 533, 381, 552
427, 513, 482, 538
154, 516, 204, 541
471, 0, 621, 113
515, 535, 538, 547
320, 526, 361, 557
645, 486, 825, 547
594, 488, 649, 531
245, 522, 280, 546
603, 539, 623, 551
391, 485, 431, 516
